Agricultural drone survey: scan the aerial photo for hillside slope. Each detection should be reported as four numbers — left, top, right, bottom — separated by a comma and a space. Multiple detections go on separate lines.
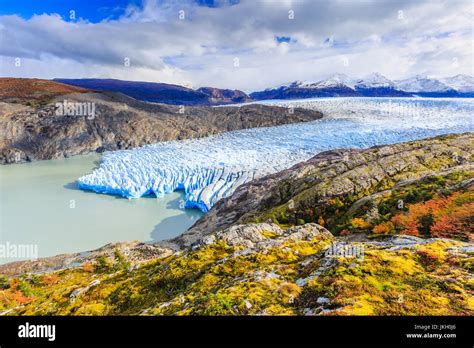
0, 78, 89, 105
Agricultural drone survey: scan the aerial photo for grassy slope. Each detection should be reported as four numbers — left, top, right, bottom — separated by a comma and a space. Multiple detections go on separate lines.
0, 78, 89, 105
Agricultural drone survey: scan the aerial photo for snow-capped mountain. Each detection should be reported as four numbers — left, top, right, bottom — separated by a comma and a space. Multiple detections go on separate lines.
354, 73, 410, 97
394, 75, 453, 93
310, 73, 356, 89
251, 73, 409, 100
251, 74, 359, 100
250, 73, 474, 100
268, 73, 354, 90
440, 74, 474, 93
354, 72, 395, 89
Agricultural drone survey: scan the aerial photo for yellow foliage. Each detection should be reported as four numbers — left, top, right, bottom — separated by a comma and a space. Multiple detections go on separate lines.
350, 217, 370, 229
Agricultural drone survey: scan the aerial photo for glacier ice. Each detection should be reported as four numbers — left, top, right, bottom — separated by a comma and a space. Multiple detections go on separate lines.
78, 97, 474, 213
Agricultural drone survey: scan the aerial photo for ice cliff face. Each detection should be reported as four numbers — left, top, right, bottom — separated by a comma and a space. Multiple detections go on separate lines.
78, 97, 474, 213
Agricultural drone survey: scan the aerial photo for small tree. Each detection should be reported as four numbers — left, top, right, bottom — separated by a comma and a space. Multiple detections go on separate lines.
113, 249, 131, 271
94, 255, 112, 273
418, 212, 434, 237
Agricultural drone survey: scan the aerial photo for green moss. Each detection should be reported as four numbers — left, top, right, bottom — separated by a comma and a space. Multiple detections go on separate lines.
261, 230, 278, 239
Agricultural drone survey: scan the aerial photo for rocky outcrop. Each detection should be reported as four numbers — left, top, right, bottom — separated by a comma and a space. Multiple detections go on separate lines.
0, 89, 322, 164
0, 240, 176, 277
195, 223, 332, 250
197, 87, 252, 104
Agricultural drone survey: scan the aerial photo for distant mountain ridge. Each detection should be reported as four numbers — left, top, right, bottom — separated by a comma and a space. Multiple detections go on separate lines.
54, 74, 474, 105
54, 79, 252, 106
250, 73, 474, 100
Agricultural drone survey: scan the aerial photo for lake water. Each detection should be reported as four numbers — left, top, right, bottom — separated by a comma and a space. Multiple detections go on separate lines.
0, 154, 202, 264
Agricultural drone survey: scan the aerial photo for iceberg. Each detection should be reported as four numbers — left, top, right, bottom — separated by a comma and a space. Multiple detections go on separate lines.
78, 97, 474, 213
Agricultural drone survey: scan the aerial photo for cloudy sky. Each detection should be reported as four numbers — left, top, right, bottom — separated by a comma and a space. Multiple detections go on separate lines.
0, 0, 472, 92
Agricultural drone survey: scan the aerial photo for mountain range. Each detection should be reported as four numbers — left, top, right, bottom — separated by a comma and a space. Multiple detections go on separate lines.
53, 74, 474, 106
54, 78, 252, 106
250, 73, 474, 100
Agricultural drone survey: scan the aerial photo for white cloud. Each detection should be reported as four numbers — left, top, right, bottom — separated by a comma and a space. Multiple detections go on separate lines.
0, 0, 472, 92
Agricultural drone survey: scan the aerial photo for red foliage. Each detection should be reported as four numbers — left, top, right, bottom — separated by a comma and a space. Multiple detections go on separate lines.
41, 274, 59, 286
390, 189, 473, 241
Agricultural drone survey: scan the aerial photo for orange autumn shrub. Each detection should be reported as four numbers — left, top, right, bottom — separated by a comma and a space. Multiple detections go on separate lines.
41, 274, 59, 286
339, 229, 350, 236
83, 262, 94, 272
430, 205, 473, 241
11, 290, 34, 304
372, 221, 395, 235
350, 217, 370, 229
390, 189, 473, 241
318, 216, 325, 226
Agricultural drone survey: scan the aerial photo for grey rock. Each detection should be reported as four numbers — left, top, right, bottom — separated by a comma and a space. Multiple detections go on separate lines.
316, 297, 331, 304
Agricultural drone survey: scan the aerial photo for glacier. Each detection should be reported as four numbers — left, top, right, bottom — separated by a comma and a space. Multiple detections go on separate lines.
78, 97, 474, 213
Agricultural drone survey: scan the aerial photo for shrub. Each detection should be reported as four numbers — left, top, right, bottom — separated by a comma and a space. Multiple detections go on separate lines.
41, 274, 59, 286
94, 255, 112, 273
278, 212, 289, 224
339, 229, 350, 236
83, 262, 94, 273
317, 216, 325, 226
0, 275, 10, 289
17, 280, 34, 297
390, 190, 473, 241
373, 221, 395, 235
113, 249, 131, 271
350, 217, 370, 230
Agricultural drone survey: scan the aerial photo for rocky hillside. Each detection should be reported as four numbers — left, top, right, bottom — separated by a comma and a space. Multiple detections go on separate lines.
180, 133, 473, 245
0, 80, 322, 164
0, 133, 472, 316
196, 87, 252, 104
0, 222, 472, 316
